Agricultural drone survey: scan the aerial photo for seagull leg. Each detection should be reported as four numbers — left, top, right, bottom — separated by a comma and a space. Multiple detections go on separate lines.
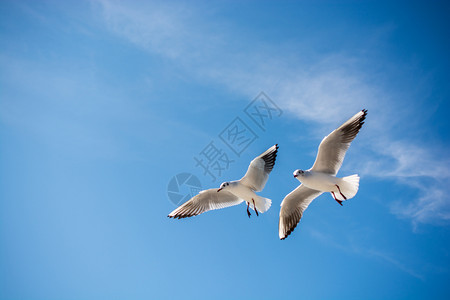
331, 191, 343, 206
335, 185, 347, 200
252, 199, 259, 217
247, 202, 251, 218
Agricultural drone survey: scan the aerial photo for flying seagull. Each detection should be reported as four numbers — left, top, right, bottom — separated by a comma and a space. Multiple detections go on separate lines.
168, 144, 279, 219
279, 110, 367, 240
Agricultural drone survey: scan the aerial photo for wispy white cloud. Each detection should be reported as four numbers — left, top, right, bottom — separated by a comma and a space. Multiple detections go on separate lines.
309, 228, 425, 280
375, 141, 450, 179
93, 0, 450, 226
358, 139, 450, 226
391, 179, 450, 229
95, 0, 196, 60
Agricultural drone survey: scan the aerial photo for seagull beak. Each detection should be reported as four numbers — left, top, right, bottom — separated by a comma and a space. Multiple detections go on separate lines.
217, 188, 222, 192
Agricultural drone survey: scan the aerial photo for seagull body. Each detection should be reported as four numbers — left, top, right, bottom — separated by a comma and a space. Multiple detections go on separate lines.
279, 110, 367, 240
168, 144, 278, 219
296, 170, 340, 191
219, 181, 259, 206
294, 170, 359, 201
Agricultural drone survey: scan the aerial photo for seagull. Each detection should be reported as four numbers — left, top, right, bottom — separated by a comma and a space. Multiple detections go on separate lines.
168, 145, 279, 219
279, 110, 367, 240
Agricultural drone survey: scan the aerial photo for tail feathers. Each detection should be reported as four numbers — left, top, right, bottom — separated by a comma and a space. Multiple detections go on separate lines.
249, 196, 272, 213
332, 174, 360, 201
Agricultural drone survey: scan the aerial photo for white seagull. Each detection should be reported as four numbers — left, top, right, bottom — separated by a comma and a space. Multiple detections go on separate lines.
279, 110, 367, 240
168, 145, 278, 219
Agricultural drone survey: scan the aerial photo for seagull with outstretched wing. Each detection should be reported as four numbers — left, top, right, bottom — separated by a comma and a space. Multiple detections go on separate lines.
169, 145, 278, 219
279, 110, 367, 240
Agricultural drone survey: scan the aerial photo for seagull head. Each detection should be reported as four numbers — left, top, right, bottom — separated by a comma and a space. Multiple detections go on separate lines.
217, 182, 230, 192
293, 169, 305, 178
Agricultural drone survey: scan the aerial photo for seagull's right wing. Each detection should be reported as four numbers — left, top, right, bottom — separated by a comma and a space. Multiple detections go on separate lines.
168, 189, 243, 219
311, 109, 367, 175
279, 185, 323, 240
240, 144, 279, 191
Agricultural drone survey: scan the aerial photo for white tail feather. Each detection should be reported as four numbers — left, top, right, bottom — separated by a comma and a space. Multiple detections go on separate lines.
249, 196, 272, 213
332, 174, 360, 201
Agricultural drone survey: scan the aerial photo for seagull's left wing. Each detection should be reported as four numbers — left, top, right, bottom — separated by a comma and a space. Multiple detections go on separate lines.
311, 109, 367, 175
279, 185, 323, 240
168, 189, 243, 219
240, 144, 278, 192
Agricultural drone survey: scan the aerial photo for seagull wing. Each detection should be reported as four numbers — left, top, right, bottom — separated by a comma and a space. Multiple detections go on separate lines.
168, 189, 243, 219
279, 185, 323, 240
240, 144, 279, 192
311, 109, 367, 175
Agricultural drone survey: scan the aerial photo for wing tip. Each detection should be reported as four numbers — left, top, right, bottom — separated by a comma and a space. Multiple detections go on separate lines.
267, 144, 279, 154
260, 144, 279, 173
167, 214, 197, 219
279, 224, 298, 240
279, 216, 300, 240
268, 143, 279, 152
361, 109, 368, 120
167, 210, 200, 219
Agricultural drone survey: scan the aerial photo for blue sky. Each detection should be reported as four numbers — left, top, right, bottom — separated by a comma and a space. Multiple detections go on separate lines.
1, 0, 450, 299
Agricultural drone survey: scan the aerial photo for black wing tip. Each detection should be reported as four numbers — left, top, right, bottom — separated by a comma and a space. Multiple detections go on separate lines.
262, 144, 279, 172
361, 109, 368, 120
168, 213, 198, 219
280, 223, 298, 240
359, 109, 368, 126
343, 109, 367, 135
279, 213, 301, 240
279, 208, 304, 240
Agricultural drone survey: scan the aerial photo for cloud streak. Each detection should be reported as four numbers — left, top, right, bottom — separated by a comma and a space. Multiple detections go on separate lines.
93, 0, 450, 226
309, 228, 425, 280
